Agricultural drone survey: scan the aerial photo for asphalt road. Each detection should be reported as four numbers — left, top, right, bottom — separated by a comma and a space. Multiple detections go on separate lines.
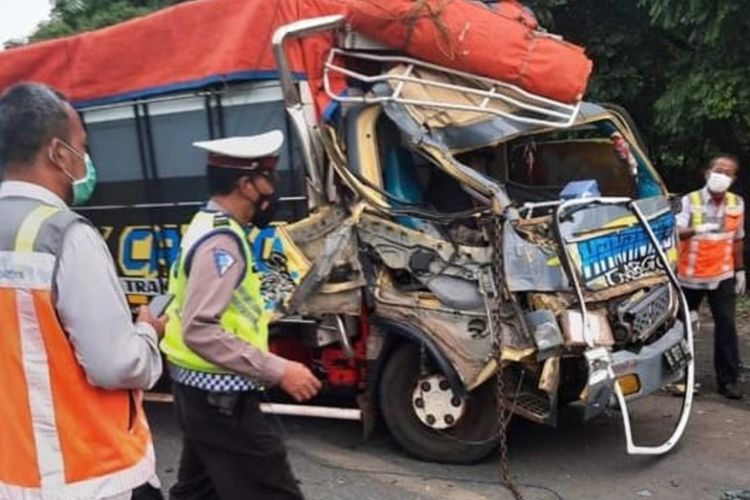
148, 319, 750, 500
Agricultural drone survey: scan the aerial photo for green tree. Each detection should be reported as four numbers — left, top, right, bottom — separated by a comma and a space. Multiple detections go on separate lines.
640, 0, 750, 177
31, 0, 187, 42
529, 0, 749, 189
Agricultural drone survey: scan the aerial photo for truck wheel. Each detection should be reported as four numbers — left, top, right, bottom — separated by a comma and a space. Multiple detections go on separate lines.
379, 342, 500, 464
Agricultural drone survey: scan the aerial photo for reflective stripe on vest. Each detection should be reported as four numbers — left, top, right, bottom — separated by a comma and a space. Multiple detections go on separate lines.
678, 191, 741, 284
160, 210, 269, 374
0, 204, 154, 500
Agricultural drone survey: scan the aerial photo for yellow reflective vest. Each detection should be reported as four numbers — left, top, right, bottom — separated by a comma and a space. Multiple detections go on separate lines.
161, 209, 269, 373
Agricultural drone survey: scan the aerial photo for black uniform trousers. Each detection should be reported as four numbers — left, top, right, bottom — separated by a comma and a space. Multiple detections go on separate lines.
133, 483, 165, 500
169, 383, 304, 500
683, 277, 740, 387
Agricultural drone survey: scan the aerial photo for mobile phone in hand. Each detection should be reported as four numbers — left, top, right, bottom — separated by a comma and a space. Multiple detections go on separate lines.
148, 294, 174, 317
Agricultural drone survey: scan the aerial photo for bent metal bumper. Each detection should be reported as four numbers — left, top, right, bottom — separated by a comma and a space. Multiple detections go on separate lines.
611, 322, 688, 400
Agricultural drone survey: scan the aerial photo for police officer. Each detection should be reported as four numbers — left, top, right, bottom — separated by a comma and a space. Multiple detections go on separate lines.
677, 154, 745, 400
162, 131, 322, 499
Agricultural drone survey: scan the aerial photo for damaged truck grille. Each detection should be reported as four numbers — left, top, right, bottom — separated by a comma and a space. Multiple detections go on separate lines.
617, 284, 672, 342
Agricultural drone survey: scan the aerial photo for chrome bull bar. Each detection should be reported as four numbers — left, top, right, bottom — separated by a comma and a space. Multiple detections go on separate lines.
553, 197, 694, 455
616, 200, 694, 455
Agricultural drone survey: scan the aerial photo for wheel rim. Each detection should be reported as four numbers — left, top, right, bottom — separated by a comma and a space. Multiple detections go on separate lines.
411, 374, 466, 430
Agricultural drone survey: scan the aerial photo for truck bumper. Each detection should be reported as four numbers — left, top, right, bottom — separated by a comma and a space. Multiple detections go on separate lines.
611, 321, 689, 400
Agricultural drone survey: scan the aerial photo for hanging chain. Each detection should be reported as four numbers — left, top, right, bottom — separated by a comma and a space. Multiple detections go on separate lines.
487, 213, 524, 500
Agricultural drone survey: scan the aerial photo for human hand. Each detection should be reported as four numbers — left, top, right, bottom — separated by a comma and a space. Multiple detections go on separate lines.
735, 270, 746, 295
279, 362, 322, 402
694, 222, 720, 234
137, 305, 168, 340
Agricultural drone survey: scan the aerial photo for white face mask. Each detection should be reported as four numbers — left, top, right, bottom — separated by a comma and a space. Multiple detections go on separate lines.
707, 171, 733, 193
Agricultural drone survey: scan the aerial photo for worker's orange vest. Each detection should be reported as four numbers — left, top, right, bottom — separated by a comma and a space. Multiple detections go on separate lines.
0, 203, 154, 499
677, 191, 742, 285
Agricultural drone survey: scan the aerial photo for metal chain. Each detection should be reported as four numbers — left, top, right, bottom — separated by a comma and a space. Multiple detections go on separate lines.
488, 214, 525, 500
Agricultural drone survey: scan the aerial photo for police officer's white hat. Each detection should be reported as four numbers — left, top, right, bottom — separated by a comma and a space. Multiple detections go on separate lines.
193, 130, 284, 165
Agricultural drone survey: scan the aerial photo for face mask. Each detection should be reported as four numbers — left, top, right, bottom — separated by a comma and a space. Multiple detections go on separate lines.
251, 192, 278, 229
54, 139, 98, 206
707, 171, 733, 194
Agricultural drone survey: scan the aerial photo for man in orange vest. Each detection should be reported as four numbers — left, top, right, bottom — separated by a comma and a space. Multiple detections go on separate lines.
0, 82, 167, 498
677, 154, 745, 400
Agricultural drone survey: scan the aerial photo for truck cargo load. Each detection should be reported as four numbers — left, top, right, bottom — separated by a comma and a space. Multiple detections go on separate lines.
0, 0, 592, 111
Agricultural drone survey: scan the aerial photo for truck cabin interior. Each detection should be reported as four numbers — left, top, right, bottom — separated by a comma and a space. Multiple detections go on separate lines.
333, 59, 665, 235
342, 105, 662, 231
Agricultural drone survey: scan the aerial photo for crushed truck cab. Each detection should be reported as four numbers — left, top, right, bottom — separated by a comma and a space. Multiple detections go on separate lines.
0, 1, 694, 465
259, 17, 695, 462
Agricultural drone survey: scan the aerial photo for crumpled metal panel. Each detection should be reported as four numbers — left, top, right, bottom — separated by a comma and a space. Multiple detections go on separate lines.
503, 220, 568, 292
375, 276, 492, 387
283, 206, 365, 316
373, 81, 608, 153
294, 289, 363, 317
559, 197, 676, 291
357, 213, 490, 311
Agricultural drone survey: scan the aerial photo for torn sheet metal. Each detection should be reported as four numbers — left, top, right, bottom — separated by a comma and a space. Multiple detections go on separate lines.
580, 347, 615, 420
286, 210, 365, 314
538, 356, 561, 394
373, 77, 609, 153
374, 275, 493, 387
357, 214, 490, 311
525, 310, 564, 358
504, 219, 568, 292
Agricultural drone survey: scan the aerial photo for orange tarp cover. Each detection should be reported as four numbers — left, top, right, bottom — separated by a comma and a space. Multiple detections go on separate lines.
349, 0, 592, 103
0, 0, 341, 112
0, 0, 592, 112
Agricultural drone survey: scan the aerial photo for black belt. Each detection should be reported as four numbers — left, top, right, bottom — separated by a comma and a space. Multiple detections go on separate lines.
175, 382, 262, 417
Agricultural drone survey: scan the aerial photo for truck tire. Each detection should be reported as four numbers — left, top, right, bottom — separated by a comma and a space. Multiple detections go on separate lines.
379, 342, 500, 464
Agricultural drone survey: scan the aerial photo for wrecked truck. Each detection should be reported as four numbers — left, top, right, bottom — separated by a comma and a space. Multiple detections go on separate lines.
259, 16, 696, 463
0, 1, 694, 464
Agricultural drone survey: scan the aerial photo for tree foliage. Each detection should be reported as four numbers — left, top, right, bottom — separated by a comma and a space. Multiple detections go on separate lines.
530, 0, 750, 189
31, 0, 186, 42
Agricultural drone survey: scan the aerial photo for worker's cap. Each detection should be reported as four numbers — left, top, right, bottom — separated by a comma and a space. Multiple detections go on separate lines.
193, 130, 284, 171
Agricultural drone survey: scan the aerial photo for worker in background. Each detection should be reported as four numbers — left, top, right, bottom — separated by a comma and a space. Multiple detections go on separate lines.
161, 132, 321, 499
677, 154, 745, 400
0, 82, 165, 499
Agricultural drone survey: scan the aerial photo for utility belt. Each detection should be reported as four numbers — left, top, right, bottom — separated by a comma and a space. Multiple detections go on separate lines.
174, 380, 263, 417
206, 391, 251, 417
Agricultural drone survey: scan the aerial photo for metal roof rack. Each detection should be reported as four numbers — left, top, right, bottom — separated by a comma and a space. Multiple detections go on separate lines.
323, 48, 582, 129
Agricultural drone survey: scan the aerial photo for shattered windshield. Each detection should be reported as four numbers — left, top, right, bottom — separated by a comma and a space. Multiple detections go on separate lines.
374, 67, 665, 205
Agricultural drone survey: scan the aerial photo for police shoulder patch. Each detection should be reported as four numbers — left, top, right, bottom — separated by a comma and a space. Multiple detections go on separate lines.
213, 248, 236, 277
213, 213, 230, 228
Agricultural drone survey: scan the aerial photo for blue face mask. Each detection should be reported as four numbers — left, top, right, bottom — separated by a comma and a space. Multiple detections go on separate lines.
55, 140, 98, 206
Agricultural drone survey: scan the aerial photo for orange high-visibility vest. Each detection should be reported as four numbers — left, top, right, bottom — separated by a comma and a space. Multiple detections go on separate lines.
0, 203, 154, 500
678, 191, 743, 285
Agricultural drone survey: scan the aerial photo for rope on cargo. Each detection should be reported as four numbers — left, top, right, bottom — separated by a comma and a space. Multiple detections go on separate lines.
355, 0, 458, 59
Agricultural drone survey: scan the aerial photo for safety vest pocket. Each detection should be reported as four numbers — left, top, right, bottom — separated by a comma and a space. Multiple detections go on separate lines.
725, 212, 742, 232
